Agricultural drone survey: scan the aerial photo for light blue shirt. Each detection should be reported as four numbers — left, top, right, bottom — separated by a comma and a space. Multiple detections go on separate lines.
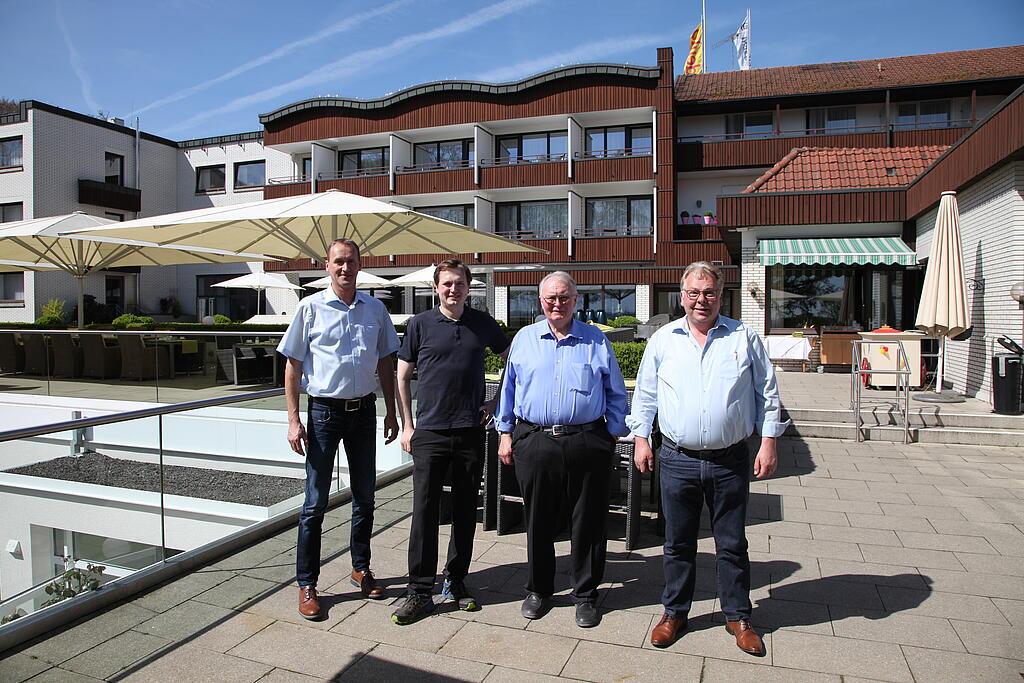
495, 319, 628, 436
277, 288, 400, 399
626, 315, 789, 449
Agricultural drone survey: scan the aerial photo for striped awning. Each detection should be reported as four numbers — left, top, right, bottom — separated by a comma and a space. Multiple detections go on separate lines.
759, 237, 917, 267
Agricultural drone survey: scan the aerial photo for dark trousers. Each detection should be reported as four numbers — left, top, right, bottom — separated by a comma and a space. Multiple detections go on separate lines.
296, 397, 377, 587
512, 422, 613, 604
659, 440, 751, 621
407, 426, 484, 595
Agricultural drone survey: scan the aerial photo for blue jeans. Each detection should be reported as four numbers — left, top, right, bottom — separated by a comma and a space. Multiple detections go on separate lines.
296, 396, 377, 587
659, 441, 751, 621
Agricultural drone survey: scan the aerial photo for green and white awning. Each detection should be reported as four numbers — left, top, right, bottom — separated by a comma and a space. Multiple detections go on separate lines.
759, 237, 917, 267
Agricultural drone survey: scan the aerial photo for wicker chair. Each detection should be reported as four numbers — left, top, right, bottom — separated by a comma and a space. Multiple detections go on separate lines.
117, 334, 170, 380
51, 334, 84, 378
0, 332, 24, 373
81, 334, 121, 379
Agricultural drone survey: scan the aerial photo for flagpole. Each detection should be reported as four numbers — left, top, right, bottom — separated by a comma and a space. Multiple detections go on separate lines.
702, 0, 707, 70
747, 8, 751, 69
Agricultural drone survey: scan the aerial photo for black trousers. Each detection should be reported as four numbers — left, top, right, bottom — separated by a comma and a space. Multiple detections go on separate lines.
512, 421, 613, 604
407, 426, 484, 595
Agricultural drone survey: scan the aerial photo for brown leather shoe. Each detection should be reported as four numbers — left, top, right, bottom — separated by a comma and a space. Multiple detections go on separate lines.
298, 585, 320, 620
725, 619, 765, 656
650, 613, 687, 648
351, 569, 384, 599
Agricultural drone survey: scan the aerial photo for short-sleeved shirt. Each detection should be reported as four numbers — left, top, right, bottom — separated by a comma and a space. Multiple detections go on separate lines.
277, 288, 400, 399
398, 306, 510, 430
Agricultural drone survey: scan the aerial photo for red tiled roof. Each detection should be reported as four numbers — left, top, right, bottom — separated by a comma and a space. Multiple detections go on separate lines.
744, 146, 948, 193
676, 45, 1024, 102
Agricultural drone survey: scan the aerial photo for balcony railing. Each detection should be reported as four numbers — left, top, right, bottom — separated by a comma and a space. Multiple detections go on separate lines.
496, 228, 566, 240
676, 120, 974, 142
320, 167, 389, 180
479, 153, 568, 166
77, 179, 142, 213
574, 147, 653, 160
266, 174, 309, 185
574, 226, 654, 238
396, 159, 473, 173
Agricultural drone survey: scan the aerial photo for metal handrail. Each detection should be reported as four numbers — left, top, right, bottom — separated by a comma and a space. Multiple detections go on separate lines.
574, 226, 654, 238
396, 159, 473, 173
574, 147, 652, 160
0, 329, 284, 336
479, 153, 568, 166
850, 340, 912, 444
266, 175, 309, 185
319, 167, 388, 180
677, 120, 975, 143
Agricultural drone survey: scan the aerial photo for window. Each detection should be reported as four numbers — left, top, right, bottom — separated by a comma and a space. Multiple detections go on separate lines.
494, 131, 567, 163
338, 147, 389, 177
234, 160, 266, 189
1, 202, 23, 223
104, 212, 124, 221
195, 164, 226, 193
196, 274, 258, 320
508, 285, 542, 328
575, 285, 637, 319
583, 125, 652, 157
725, 112, 774, 139
0, 273, 24, 302
412, 140, 473, 169
0, 136, 23, 169
417, 204, 474, 227
301, 157, 312, 180
584, 196, 653, 236
807, 106, 857, 134
496, 200, 567, 239
104, 152, 124, 185
895, 100, 951, 130
767, 265, 907, 330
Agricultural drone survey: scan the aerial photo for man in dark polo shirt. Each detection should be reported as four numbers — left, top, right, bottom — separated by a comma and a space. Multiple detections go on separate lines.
391, 259, 510, 625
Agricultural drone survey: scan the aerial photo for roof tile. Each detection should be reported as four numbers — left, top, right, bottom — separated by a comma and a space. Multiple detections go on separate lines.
743, 146, 948, 193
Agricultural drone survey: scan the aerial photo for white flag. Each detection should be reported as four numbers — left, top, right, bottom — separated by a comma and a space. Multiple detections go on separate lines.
733, 10, 750, 71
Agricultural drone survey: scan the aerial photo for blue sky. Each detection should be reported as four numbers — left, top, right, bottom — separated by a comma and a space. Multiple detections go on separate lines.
2, 0, 1021, 140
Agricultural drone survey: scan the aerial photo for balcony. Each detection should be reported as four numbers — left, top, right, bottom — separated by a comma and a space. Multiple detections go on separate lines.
77, 179, 141, 213
394, 159, 474, 194
479, 155, 568, 190
676, 122, 973, 171
574, 225, 654, 239
573, 150, 654, 184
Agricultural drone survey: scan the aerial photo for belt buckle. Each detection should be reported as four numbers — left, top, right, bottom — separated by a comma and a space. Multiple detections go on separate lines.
344, 398, 362, 412
549, 424, 567, 437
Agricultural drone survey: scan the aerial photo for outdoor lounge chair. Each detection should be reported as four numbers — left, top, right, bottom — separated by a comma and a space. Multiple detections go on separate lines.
81, 333, 121, 379
0, 332, 24, 373
51, 334, 84, 378
117, 334, 170, 381
635, 313, 671, 340
22, 333, 52, 376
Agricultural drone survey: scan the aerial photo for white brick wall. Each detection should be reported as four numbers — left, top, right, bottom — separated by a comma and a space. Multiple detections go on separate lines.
636, 284, 651, 322
0, 114, 33, 219
740, 232, 766, 336
494, 286, 508, 324
178, 141, 266, 211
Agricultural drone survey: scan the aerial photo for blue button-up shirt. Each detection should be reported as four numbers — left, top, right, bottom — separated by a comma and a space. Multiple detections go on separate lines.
626, 315, 789, 449
495, 319, 628, 436
277, 288, 400, 399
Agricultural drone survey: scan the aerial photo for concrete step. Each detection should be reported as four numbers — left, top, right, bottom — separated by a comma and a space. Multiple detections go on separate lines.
784, 407, 1024, 431
786, 421, 916, 443
917, 427, 1024, 448
787, 419, 1024, 447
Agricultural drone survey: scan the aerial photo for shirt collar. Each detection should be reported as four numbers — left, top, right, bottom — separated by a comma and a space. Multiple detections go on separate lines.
430, 306, 470, 323
538, 318, 585, 340
674, 314, 736, 336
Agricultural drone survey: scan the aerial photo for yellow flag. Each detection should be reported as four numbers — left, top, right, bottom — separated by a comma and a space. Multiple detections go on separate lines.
684, 22, 704, 74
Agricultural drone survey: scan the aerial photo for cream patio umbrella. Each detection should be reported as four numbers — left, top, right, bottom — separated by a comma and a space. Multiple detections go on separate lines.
306, 270, 392, 289
389, 264, 487, 289
915, 191, 971, 401
67, 189, 545, 261
0, 212, 272, 327
212, 272, 303, 315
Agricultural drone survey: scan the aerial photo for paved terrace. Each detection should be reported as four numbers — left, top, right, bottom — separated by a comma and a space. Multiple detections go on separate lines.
3, 434, 1024, 682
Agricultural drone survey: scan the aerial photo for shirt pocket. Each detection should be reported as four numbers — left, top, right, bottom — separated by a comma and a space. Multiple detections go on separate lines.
569, 362, 594, 395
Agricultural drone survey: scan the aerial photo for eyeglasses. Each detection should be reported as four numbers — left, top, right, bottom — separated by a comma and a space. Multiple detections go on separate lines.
682, 289, 720, 301
541, 295, 576, 305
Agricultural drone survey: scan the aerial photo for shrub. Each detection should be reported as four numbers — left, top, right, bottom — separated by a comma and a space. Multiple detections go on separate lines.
611, 341, 646, 379
112, 313, 155, 328
212, 314, 232, 325
484, 348, 506, 374
34, 315, 67, 329
608, 315, 640, 328
37, 299, 67, 323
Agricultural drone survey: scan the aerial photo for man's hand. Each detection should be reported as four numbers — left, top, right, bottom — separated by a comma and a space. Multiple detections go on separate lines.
479, 398, 497, 425
288, 419, 308, 456
383, 413, 399, 445
633, 436, 654, 473
401, 425, 415, 454
498, 433, 514, 465
752, 438, 778, 479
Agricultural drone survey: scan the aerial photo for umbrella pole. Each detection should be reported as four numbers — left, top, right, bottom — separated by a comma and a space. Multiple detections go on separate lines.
936, 336, 945, 393
76, 276, 85, 328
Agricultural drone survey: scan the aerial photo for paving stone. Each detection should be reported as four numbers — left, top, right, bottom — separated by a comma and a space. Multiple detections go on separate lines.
894, 530, 998, 554
770, 577, 883, 610
950, 619, 1024, 660
187, 610, 275, 653
227, 621, 373, 679
768, 537, 863, 561
444, 589, 533, 629
330, 601, 465, 653
437, 621, 577, 675
525, 602, 654, 647
21, 669, 101, 682
859, 545, 965, 571
747, 520, 813, 539
816, 559, 928, 589
878, 503, 967, 520
134, 569, 239, 613
133, 599, 240, 643
954, 551, 1024, 576
0, 652, 51, 682
483, 666, 584, 682
923, 568, 1024, 600
993, 598, 1024, 626
118, 642, 275, 683
339, 642, 493, 682
210, 539, 294, 572
901, 645, 1024, 682
194, 574, 281, 610
701, 657, 841, 682
746, 597, 833, 634
22, 602, 157, 665
768, 483, 839, 500
830, 606, 964, 650
798, 476, 870, 491
771, 630, 912, 682
562, 639, 703, 682
810, 524, 901, 546
805, 498, 884, 515
844, 513, 935, 532
877, 586, 1009, 624
835, 489, 914, 504
244, 584, 364, 631
60, 629, 170, 680
257, 668, 328, 683
778, 508, 850, 526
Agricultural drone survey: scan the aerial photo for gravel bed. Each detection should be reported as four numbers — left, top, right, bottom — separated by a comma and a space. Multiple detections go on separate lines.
6, 452, 304, 506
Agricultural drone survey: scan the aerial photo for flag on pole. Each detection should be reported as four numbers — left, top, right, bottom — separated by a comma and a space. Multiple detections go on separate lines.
683, 22, 704, 74
732, 10, 751, 70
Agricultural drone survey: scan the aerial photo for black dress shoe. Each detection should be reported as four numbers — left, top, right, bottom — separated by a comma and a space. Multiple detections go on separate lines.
521, 593, 550, 619
575, 602, 601, 628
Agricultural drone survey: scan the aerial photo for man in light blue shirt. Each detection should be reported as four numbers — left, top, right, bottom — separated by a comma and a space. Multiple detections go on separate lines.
277, 238, 400, 620
495, 271, 628, 628
627, 261, 788, 655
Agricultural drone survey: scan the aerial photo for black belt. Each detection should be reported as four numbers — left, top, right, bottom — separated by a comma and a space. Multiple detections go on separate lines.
311, 393, 375, 412
518, 418, 604, 437
662, 436, 741, 460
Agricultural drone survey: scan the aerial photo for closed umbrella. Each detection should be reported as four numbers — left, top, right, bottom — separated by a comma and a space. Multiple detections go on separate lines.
915, 191, 970, 401
0, 213, 271, 327
212, 272, 303, 315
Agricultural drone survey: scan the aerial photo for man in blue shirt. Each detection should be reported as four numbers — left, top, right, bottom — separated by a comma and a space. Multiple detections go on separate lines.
627, 261, 789, 655
277, 238, 400, 620
391, 259, 510, 625
495, 271, 628, 628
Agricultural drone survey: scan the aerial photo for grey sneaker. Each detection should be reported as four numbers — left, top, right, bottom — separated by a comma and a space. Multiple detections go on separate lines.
440, 578, 479, 611
391, 592, 435, 625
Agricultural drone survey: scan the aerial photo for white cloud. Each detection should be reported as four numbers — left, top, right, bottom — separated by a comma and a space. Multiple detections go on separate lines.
56, 4, 100, 114
166, 0, 541, 134
132, 0, 412, 117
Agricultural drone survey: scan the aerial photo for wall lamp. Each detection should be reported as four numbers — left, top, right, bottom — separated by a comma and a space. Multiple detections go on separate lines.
747, 283, 761, 298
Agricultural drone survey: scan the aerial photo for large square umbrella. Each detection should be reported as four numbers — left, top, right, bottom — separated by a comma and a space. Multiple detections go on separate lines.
212, 272, 304, 315
66, 190, 545, 260
0, 212, 273, 327
306, 270, 392, 289
915, 191, 971, 402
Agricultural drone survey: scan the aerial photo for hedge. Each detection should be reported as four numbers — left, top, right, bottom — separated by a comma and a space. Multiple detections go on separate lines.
485, 340, 646, 379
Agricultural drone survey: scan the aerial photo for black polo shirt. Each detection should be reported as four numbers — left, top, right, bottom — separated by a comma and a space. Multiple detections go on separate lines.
399, 306, 510, 430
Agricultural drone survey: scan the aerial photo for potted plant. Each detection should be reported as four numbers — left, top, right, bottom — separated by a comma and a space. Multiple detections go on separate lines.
679, 210, 690, 224
703, 211, 714, 224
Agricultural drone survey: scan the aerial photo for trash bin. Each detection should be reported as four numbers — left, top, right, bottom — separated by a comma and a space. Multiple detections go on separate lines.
992, 336, 1024, 415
